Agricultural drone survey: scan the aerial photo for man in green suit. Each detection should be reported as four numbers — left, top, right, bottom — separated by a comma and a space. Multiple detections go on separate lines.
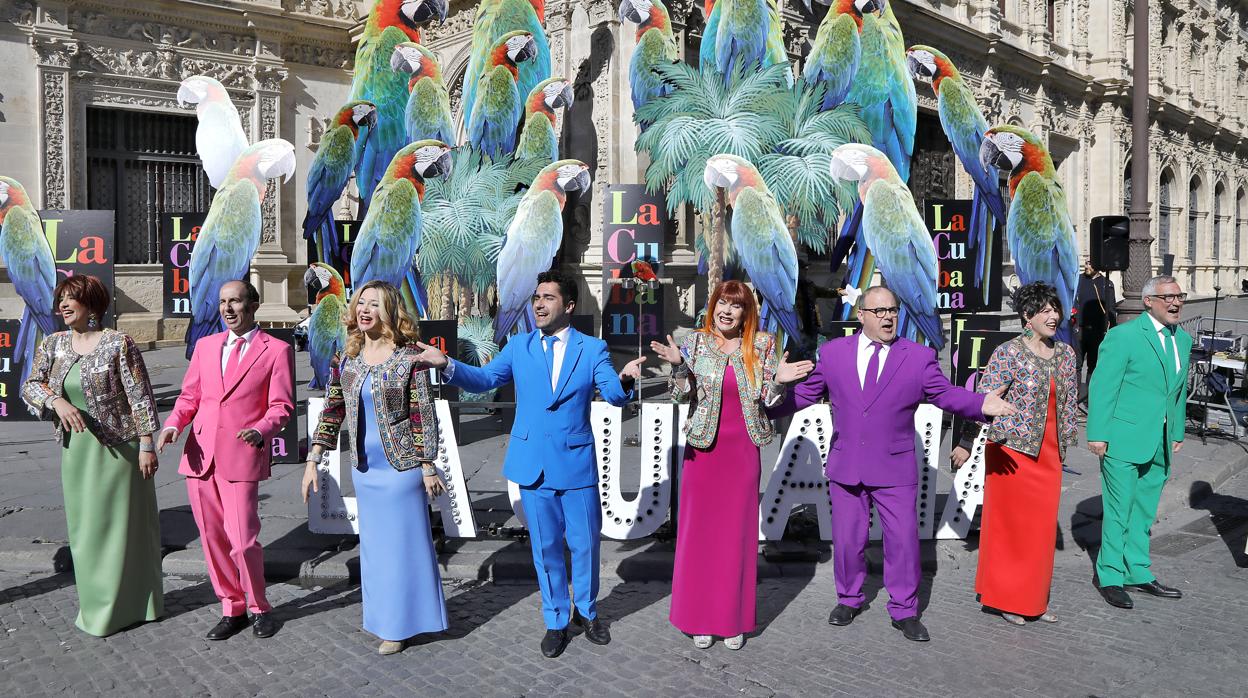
1087, 275, 1191, 609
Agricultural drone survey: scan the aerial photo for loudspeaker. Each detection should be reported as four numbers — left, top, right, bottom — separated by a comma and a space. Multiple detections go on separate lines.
1090, 215, 1130, 271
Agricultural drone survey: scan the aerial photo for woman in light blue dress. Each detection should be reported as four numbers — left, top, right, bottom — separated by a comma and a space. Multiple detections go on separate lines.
305, 281, 448, 655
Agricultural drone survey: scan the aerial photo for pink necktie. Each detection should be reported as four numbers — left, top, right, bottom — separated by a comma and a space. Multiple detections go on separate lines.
224, 337, 245, 384
863, 341, 883, 393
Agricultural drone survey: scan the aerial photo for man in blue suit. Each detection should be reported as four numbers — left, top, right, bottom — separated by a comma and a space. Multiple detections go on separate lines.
416, 270, 644, 658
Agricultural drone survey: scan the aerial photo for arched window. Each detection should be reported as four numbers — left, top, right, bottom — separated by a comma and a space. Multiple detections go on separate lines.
1237, 188, 1246, 263
1188, 176, 1201, 261
1214, 182, 1228, 261
1157, 170, 1173, 256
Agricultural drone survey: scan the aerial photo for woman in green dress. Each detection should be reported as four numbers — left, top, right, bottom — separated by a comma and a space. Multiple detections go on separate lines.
21, 274, 164, 636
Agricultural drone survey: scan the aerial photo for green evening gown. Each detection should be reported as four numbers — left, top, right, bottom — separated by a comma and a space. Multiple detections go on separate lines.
60, 362, 164, 636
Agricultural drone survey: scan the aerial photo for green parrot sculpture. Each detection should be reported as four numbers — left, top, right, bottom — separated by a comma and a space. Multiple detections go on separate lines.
515, 77, 574, 162
303, 262, 349, 390
390, 42, 456, 145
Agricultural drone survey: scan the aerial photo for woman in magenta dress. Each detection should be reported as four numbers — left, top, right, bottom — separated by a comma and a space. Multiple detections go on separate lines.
652, 280, 812, 650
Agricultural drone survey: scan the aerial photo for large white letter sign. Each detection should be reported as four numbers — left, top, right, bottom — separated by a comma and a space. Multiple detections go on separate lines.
595, 401, 675, 540
935, 423, 987, 539
306, 398, 478, 536
868, 403, 944, 540
759, 405, 834, 541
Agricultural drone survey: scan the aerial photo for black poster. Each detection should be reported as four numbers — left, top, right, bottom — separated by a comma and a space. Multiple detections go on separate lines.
0, 319, 23, 420
419, 319, 458, 402
39, 210, 117, 329
265, 327, 301, 463
306, 220, 360, 306
924, 199, 1003, 314
161, 212, 206, 318
601, 185, 668, 348
823, 320, 862, 339
950, 329, 1014, 446
949, 312, 1002, 377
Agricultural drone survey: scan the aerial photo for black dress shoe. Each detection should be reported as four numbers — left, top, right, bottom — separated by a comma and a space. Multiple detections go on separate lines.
890, 616, 930, 642
206, 615, 250, 641
541, 628, 570, 658
827, 604, 861, 626
572, 610, 611, 645
252, 612, 278, 638
1098, 585, 1134, 609
1125, 580, 1183, 598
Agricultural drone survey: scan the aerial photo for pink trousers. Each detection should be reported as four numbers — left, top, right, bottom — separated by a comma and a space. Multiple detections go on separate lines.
186, 474, 269, 616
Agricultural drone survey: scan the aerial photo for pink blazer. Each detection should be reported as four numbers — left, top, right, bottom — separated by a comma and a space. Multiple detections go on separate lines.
165, 330, 294, 482
783, 335, 985, 487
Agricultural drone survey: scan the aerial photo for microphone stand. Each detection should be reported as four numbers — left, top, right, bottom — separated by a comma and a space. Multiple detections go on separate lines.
1197, 285, 1222, 443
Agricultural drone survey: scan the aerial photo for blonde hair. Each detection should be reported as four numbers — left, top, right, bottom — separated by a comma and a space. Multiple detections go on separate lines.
343, 281, 420, 357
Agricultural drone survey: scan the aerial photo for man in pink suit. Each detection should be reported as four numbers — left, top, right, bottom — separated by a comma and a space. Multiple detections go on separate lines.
156, 280, 293, 640
779, 287, 1014, 642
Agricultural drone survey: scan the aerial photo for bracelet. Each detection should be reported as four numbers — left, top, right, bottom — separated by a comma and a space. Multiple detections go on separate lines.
672, 361, 690, 378
421, 465, 437, 476
139, 442, 155, 453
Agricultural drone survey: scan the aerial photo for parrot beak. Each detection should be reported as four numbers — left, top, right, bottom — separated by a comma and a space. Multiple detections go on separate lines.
416, 147, 454, 179
360, 107, 379, 131
618, 0, 644, 24
828, 150, 868, 182
390, 46, 418, 74
401, 0, 446, 25
978, 136, 1016, 173
0, 181, 10, 209
556, 165, 591, 193
702, 159, 737, 190
905, 52, 936, 81
302, 266, 321, 291
258, 141, 298, 183
176, 81, 204, 108
854, 0, 881, 15
512, 36, 539, 63
549, 82, 575, 110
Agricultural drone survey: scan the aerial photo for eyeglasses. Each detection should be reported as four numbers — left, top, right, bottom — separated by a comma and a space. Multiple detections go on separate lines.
861, 306, 900, 318
1149, 293, 1187, 303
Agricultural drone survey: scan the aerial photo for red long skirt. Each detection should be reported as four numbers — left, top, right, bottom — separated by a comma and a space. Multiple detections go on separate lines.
975, 379, 1062, 617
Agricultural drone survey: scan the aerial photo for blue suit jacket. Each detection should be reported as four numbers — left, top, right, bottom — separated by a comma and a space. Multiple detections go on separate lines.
446, 327, 633, 489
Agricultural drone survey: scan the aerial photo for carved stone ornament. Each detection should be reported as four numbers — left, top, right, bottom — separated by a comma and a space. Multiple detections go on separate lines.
255, 64, 290, 92
31, 35, 80, 68
5, 0, 35, 26
282, 42, 354, 69
67, 11, 256, 56
41, 70, 69, 209
289, 0, 360, 20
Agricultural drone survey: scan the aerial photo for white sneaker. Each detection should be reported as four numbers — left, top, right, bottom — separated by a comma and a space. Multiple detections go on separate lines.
724, 634, 744, 650
693, 635, 713, 649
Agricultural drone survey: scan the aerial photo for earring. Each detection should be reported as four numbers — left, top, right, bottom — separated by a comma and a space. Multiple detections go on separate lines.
1021, 326, 1034, 339
87, 315, 98, 329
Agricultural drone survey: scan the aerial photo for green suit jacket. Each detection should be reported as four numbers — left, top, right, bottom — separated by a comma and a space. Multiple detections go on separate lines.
1087, 313, 1191, 463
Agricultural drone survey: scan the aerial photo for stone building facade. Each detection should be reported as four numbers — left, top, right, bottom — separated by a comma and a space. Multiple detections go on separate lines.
2, 0, 1247, 337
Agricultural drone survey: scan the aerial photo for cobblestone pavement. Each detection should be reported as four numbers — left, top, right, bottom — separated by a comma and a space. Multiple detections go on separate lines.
3, 470, 1247, 698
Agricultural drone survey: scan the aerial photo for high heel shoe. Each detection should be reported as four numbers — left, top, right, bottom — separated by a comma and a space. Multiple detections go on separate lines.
1000, 612, 1026, 626
1038, 611, 1058, 623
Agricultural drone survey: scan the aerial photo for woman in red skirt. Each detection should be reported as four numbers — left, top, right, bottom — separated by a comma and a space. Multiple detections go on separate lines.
960, 282, 1079, 625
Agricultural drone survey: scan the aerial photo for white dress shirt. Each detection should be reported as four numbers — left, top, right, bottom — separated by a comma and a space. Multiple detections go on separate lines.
856, 332, 891, 389
541, 326, 572, 390
1146, 313, 1181, 373
221, 326, 261, 377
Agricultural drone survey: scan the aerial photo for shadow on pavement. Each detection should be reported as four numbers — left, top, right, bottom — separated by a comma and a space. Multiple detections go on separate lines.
0, 570, 74, 604
1188, 480, 1248, 568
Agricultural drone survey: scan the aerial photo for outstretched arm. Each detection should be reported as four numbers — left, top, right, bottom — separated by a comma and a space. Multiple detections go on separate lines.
417, 338, 517, 394
595, 343, 638, 407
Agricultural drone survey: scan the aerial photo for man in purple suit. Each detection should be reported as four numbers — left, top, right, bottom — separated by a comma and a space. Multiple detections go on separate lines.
781, 287, 1015, 642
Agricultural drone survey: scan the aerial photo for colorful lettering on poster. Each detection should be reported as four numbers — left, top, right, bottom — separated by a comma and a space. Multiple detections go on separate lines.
933, 203, 967, 310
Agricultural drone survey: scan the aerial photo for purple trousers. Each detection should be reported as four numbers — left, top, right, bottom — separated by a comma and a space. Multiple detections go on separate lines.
829, 481, 920, 621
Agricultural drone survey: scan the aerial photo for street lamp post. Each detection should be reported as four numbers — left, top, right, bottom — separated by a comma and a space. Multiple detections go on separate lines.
1119, 0, 1152, 323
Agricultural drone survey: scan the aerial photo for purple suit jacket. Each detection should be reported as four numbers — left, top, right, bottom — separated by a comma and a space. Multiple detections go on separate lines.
781, 335, 986, 487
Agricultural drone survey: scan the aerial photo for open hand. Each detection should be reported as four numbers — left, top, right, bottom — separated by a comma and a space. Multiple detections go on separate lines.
981, 386, 1018, 417
619, 356, 645, 381
776, 352, 814, 384
650, 335, 683, 365
412, 341, 449, 369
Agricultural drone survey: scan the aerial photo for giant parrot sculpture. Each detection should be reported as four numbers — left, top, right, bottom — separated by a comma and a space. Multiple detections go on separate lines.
186, 139, 297, 359
829, 144, 943, 349
707, 0, 790, 81
462, 0, 549, 134
907, 45, 1007, 304
303, 263, 349, 390
349, 140, 454, 317
980, 125, 1080, 344
178, 75, 249, 189
515, 77, 574, 162
619, 0, 678, 118
494, 160, 591, 342
390, 42, 456, 145
467, 31, 539, 160
803, 0, 862, 111
0, 177, 58, 385
702, 154, 801, 344
827, 0, 916, 316
350, 0, 448, 216
302, 101, 377, 266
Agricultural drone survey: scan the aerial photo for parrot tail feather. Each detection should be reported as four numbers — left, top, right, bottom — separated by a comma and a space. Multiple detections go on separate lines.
494, 307, 525, 345
186, 315, 225, 361
403, 269, 429, 319
828, 201, 863, 276
14, 306, 40, 386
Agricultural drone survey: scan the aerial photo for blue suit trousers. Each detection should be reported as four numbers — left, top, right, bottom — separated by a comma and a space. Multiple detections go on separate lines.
519, 479, 601, 629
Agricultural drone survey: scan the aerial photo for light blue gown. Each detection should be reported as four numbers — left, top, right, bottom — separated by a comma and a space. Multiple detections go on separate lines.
354, 372, 448, 641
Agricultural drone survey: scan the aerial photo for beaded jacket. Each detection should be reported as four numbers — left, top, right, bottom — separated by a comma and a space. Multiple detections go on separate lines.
976, 336, 1079, 459
22, 329, 160, 446
310, 346, 439, 471
670, 330, 784, 449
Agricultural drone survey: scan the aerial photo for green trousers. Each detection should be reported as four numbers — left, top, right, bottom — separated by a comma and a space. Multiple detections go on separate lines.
1095, 436, 1170, 587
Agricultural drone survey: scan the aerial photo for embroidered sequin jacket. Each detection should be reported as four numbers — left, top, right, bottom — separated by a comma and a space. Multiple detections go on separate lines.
310, 346, 439, 471
21, 329, 161, 446
975, 337, 1079, 459
669, 330, 784, 449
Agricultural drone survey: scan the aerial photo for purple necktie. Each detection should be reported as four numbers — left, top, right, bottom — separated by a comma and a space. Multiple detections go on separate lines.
863, 341, 883, 393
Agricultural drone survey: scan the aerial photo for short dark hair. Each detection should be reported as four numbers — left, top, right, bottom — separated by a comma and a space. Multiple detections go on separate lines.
222, 279, 260, 306
54, 274, 110, 318
1013, 282, 1063, 321
536, 269, 578, 307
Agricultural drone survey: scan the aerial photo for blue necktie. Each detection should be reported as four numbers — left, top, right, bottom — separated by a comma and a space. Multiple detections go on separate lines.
543, 335, 558, 386
863, 341, 883, 393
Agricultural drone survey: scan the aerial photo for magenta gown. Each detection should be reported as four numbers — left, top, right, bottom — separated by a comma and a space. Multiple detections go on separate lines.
670, 365, 760, 637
